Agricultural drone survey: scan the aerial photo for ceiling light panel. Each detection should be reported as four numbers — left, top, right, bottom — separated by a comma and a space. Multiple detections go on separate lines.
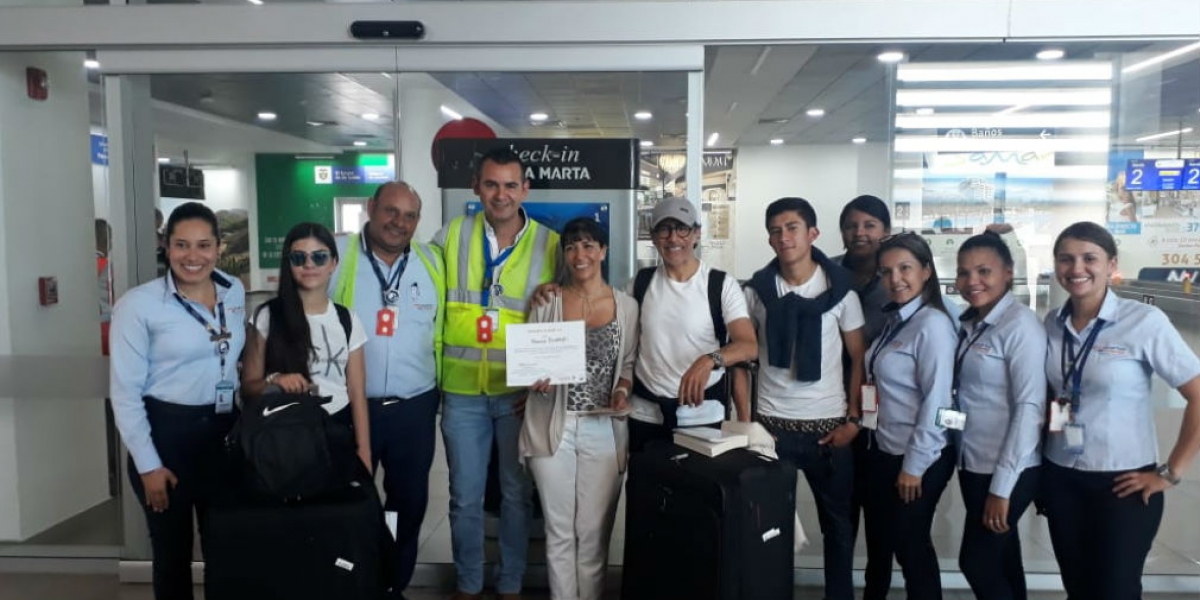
896, 89, 1112, 107
897, 62, 1113, 82
895, 112, 1112, 130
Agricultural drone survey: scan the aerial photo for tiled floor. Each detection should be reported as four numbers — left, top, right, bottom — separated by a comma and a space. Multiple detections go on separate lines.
0, 575, 1196, 600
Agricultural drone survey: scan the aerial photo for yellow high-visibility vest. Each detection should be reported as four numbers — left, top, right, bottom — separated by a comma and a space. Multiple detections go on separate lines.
441, 214, 559, 396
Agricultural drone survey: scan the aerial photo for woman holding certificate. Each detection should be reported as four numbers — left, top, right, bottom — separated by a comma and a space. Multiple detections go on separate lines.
519, 217, 639, 600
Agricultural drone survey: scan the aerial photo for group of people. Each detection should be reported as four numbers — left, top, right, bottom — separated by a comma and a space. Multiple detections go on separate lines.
109, 145, 1200, 600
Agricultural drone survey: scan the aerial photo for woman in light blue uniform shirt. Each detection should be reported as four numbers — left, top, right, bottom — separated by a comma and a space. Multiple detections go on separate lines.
860, 232, 958, 600
1040, 222, 1200, 600
110, 202, 247, 600
952, 231, 1046, 600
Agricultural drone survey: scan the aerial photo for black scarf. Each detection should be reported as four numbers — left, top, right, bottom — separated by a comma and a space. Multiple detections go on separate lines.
747, 248, 852, 382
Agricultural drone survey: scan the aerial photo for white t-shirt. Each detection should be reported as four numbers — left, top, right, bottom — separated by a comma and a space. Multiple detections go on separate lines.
744, 266, 865, 420
630, 262, 750, 426
253, 302, 368, 415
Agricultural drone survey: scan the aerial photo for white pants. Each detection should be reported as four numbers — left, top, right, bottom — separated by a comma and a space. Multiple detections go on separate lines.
527, 413, 625, 600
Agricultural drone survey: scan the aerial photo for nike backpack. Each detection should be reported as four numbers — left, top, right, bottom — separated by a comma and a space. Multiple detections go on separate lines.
229, 302, 360, 502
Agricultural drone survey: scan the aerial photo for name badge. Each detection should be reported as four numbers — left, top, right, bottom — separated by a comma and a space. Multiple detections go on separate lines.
861, 384, 878, 413
936, 407, 967, 430
376, 307, 397, 337
1063, 423, 1085, 454
476, 314, 494, 343
861, 411, 879, 430
215, 380, 235, 414
1048, 400, 1071, 433
487, 309, 500, 333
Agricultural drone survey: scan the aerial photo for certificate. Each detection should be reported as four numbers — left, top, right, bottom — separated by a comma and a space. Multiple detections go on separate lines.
505, 321, 587, 387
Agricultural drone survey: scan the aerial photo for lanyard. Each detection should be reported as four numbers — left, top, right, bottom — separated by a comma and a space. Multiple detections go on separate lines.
172, 292, 231, 377
481, 237, 516, 308
867, 304, 923, 382
1060, 318, 1105, 407
951, 322, 991, 407
362, 230, 407, 306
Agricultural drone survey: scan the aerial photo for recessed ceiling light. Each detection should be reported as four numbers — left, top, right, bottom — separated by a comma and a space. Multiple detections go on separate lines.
634, 111, 653, 121
530, 112, 549, 122
806, 108, 825, 118
1037, 48, 1066, 61
852, 137, 867, 144
247, 0, 263, 5
361, 113, 380, 121
440, 105, 463, 120
157, 157, 170, 164
770, 138, 784, 146
916, 107, 935, 115
257, 111, 277, 121
877, 51, 906, 63
640, 140, 654, 148
306, 121, 324, 127
706, 132, 719, 147
84, 59, 100, 70
353, 141, 368, 147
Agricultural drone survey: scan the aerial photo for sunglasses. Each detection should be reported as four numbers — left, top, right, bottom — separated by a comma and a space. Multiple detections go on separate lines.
652, 223, 696, 239
879, 230, 920, 245
287, 250, 332, 267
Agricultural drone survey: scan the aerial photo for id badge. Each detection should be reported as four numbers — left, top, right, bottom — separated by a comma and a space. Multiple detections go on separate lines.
861, 410, 879, 430
486, 309, 500, 332
476, 314, 494, 343
215, 380, 235, 414
936, 407, 967, 430
1048, 400, 1071, 433
861, 384, 878, 413
1063, 423, 1085, 454
376, 307, 397, 337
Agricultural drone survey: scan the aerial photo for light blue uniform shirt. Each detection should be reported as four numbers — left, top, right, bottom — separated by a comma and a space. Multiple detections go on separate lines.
867, 297, 957, 477
333, 233, 438, 399
109, 270, 247, 474
955, 292, 1047, 497
1044, 289, 1200, 471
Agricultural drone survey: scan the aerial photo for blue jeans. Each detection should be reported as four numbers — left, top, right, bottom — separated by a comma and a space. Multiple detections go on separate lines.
441, 392, 532, 594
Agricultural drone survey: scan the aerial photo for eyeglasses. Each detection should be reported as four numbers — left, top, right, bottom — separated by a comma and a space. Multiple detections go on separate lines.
287, 250, 332, 267
652, 223, 696, 239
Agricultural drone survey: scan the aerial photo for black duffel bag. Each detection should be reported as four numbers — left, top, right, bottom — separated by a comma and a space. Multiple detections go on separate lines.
227, 391, 358, 502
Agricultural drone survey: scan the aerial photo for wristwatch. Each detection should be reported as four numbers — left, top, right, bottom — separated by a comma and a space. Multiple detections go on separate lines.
708, 351, 726, 369
1157, 464, 1182, 486
846, 416, 863, 428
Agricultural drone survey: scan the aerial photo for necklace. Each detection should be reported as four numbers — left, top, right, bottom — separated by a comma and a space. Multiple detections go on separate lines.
565, 285, 605, 320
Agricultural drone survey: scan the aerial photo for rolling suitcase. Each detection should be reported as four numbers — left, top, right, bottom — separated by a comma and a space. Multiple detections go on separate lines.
203, 478, 392, 600
620, 443, 797, 600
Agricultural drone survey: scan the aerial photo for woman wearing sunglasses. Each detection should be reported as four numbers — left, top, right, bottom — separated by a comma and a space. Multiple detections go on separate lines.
952, 231, 1046, 600
860, 232, 957, 600
242, 222, 371, 471
1040, 222, 1200, 600
110, 202, 247, 599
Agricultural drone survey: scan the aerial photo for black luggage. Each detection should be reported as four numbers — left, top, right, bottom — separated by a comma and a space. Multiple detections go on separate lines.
204, 478, 391, 600
620, 443, 797, 600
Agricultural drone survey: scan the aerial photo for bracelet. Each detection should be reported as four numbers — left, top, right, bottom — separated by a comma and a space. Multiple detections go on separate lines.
265, 372, 279, 385
614, 386, 631, 398
1157, 464, 1182, 486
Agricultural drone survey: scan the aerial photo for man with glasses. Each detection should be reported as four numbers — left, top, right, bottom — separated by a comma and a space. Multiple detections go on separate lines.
331, 181, 445, 600
627, 196, 758, 451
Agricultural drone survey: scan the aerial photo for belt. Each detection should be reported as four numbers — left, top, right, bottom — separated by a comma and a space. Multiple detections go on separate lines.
758, 415, 844, 434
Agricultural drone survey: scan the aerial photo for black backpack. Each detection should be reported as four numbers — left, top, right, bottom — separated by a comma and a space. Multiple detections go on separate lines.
229, 392, 359, 502
231, 300, 359, 502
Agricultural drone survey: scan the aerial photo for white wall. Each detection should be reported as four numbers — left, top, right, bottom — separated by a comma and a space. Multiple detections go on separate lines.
732, 142, 889, 279
0, 50, 109, 541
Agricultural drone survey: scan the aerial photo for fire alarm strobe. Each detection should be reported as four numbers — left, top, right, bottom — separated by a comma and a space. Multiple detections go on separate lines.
27, 67, 48, 101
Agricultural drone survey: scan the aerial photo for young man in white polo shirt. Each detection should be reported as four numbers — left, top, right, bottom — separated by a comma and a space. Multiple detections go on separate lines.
627, 197, 758, 451
737, 197, 865, 600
